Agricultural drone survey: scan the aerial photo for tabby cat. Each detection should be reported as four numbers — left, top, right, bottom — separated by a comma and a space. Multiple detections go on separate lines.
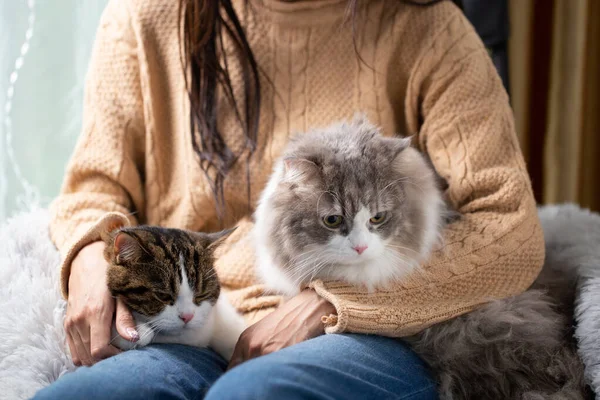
102, 225, 245, 360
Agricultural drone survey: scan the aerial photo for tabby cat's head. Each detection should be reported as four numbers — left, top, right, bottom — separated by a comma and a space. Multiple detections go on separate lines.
102, 226, 233, 332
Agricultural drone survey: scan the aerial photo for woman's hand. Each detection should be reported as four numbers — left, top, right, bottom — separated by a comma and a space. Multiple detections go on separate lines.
228, 289, 336, 370
64, 241, 138, 366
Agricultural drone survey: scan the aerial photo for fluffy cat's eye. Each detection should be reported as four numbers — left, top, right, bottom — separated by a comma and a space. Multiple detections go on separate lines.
370, 212, 387, 225
155, 292, 174, 304
323, 215, 343, 228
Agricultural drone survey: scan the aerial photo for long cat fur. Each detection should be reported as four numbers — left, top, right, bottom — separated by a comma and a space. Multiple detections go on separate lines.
254, 115, 588, 399
407, 263, 589, 399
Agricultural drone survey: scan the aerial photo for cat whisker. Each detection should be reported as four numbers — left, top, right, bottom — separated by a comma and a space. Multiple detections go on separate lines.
382, 250, 420, 275
397, 178, 427, 195
312, 257, 339, 280
306, 258, 334, 284
132, 328, 156, 349
327, 191, 342, 207
315, 191, 329, 219
385, 244, 421, 256
289, 255, 336, 287
278, 248, 322, 274
286, 251, 324, 276
384, 247, 418, 263
286, 262, 319, 286
109, 333, 123, 346
291, 267, 318, 288
123, 210, 139, 219
146, 320, 166, 329
286, 258, 321, 287
378, 176, 428, 198
378, 177, 412, 196
202, 269, 219, 281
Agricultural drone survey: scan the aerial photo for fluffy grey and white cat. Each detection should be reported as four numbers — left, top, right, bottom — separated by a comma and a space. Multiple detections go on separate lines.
254, 116, 446, 295
253, 116, 587, 399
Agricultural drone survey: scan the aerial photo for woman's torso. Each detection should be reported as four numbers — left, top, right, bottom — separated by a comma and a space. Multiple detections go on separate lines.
127, 0, 460, 231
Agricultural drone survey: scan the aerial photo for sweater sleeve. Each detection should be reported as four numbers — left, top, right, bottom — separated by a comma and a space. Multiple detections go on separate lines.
308, 13, 545, 337
49, 0, 145, 298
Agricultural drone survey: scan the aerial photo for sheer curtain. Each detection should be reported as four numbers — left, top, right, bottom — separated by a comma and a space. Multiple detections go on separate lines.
0, 0, 107, 222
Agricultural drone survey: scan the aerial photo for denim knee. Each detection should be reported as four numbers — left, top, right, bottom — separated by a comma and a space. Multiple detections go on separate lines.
32, 366, 176, 400
205, 334, 438, 400
205, 357, 308, 400
33, 344, 226, 400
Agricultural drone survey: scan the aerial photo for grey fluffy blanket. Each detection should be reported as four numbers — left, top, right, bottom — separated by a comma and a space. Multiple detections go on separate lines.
0, 204, 599, 399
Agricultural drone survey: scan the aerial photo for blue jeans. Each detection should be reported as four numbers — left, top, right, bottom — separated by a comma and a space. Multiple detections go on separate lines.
33, 334, 438, 399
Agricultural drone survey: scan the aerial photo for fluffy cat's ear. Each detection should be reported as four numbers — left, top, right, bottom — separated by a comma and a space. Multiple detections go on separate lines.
113, 232, 142, 264
383, 136, 412, 159
282, 157, 319, 181
205, 227, 237, 251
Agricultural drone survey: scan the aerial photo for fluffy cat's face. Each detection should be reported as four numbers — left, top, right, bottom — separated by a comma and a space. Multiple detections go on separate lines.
103, 226, 232, 334
256, 118, 444, 291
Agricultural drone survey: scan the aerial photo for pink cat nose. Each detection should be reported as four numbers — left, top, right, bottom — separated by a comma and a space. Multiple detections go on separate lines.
353, 245, 368, 255
179, 313, 194, 324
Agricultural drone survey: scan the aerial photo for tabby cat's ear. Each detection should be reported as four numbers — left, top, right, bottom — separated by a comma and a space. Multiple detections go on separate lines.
113, 232, 142, 264
205, 227, 237, 251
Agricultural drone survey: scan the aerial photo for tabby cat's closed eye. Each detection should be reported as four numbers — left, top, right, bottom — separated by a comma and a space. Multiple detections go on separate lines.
155, 292, 174, 304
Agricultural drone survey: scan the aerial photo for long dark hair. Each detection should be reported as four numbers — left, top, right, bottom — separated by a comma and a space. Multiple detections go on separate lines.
178, 0, 462, 215
179, 0, 260, 216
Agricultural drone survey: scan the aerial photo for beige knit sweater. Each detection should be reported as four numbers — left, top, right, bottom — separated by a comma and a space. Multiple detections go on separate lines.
50, 0, 545, 337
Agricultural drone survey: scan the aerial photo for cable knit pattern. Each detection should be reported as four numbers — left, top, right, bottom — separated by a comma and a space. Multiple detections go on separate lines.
49, 0, 544, 336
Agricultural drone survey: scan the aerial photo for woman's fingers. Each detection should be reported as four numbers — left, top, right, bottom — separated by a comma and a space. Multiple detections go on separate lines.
73, 324, 93, 366
89, 290, 121, 360
64, 310, 92, 365
89, 327, 120, 361
115, 298, 139, 342
227, 340, 246, 370
65, 241, 123, 364
66, 332, 80, 366
226, 289, 335, 371
89, 313, 121, 361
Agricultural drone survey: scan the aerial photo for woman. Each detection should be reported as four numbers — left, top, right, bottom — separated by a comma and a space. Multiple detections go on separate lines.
34, 0, 544, 398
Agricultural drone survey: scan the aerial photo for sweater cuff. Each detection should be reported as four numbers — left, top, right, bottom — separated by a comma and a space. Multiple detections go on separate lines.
309, 279, 458, 337
309, 280, 350, 334
59, 212, 131, 299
